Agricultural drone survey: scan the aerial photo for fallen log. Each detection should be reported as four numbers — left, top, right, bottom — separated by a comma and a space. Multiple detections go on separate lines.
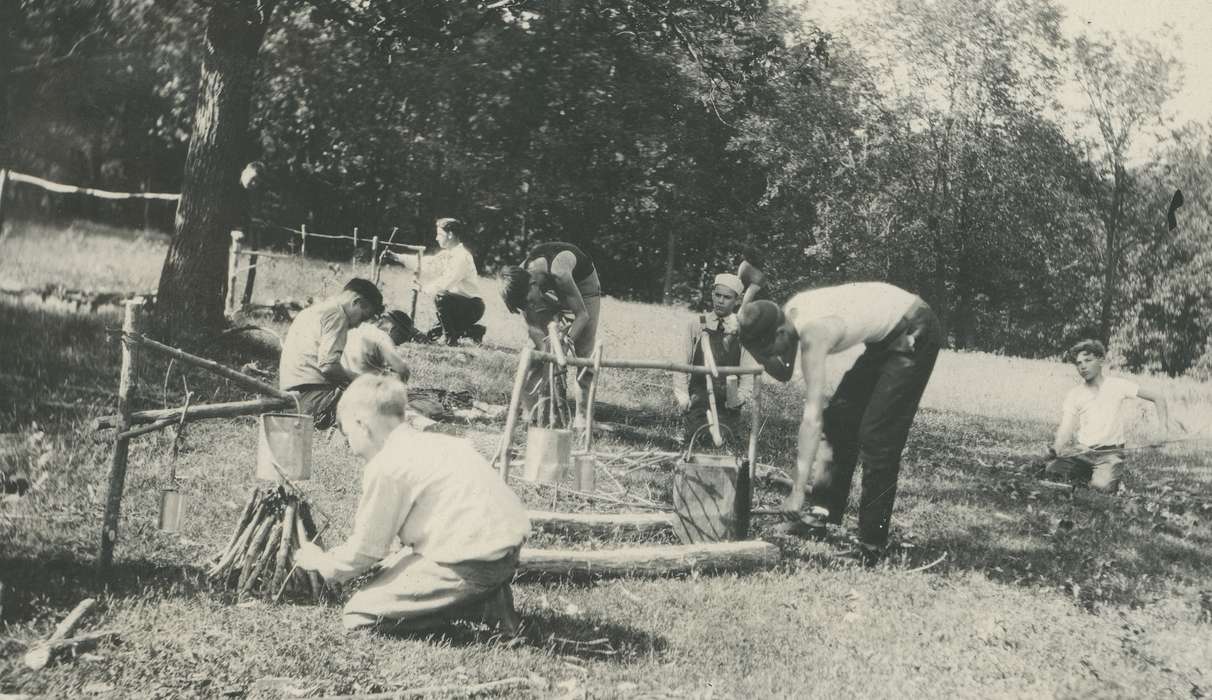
21, 598, 98, 670
527, 510, 673, 537
519, 540, 780, 578
313, 676, 537, 700
23, 631, 119, 671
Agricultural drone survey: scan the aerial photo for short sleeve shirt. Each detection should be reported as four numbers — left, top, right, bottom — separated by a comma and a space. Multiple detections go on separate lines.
1062, 375, 1140, 447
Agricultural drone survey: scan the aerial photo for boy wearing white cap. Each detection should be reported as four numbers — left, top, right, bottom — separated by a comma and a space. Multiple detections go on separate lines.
673, 273, 752, 445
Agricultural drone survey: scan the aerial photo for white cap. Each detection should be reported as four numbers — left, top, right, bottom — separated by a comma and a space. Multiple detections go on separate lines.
713, 273, 743, 296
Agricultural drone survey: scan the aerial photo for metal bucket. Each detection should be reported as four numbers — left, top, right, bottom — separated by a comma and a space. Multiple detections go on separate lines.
158, 487, 185, 532
523, 426, 572, 484
573, 452, 596, 492
671, 426, 749, 544
256, 413, 313, 481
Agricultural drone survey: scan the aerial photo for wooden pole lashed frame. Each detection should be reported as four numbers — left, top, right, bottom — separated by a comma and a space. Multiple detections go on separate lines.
496, 345, 764, 486
93, 310, 301, 566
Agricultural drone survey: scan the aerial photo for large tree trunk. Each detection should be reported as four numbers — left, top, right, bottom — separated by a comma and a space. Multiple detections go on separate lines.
155, 1, 275, 343
1098, 165, 1125, 345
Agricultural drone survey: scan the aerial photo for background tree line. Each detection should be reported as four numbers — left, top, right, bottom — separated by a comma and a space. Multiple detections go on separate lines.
1, 0, 1208, 376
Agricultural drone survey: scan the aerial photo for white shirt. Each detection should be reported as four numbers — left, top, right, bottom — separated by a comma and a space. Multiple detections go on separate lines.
278, 298, 350, 390
341, 325, 400, 376
784, 283, 916, 354
318, 426, 530, 583
430, 243, 479, 298
1062, 375, 1140, 447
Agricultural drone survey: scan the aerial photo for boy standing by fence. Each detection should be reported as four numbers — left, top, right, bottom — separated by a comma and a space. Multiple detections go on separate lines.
1044, 339, 1172, 492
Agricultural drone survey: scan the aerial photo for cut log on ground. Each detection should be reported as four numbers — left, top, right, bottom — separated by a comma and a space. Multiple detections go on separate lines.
21, 598, 100, 670
208, 484, 330, 603
313, 676, 538, 699
519, 540, 780, 578
23, 631, 120, 671
527, 510, 673, 538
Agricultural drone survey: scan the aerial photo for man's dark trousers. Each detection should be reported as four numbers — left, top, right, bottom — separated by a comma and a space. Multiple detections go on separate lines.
432, 293, 485, 343
811, 299, 941, 547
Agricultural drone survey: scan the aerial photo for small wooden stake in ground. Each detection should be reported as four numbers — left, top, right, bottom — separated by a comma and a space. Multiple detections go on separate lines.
497, 346, 533, 480
226, 230, 243, 316
98, 299, 143, 569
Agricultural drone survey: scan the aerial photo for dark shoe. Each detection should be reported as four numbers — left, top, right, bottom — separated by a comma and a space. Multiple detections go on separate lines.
426, 326, 444, 342
480, 584, 522, 637
467, 324, 486, 344
835, 541, 884, 567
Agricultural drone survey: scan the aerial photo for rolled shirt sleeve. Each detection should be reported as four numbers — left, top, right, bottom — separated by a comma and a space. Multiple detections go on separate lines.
316, 305, 350, 378
313, 456, 413, 584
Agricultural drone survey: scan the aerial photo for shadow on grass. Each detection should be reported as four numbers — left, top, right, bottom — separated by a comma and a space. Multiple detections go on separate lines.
745, 404, 1212, 609
0, 556, 210, 624
395, 609, 668, 664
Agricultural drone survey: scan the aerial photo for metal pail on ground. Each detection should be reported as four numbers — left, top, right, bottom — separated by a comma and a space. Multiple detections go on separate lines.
671, 426, 749, 544
573, 451, 596, 492
256, 413, 313, 481
523, 426, 572, 484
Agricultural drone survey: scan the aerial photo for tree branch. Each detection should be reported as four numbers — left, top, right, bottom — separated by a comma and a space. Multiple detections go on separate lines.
8, 28, 102, 76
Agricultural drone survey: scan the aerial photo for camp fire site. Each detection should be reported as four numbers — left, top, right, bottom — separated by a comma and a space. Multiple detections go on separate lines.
2, 1, 1211, 698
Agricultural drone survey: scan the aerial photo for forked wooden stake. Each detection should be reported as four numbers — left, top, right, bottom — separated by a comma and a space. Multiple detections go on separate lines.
98, 299, 143, 569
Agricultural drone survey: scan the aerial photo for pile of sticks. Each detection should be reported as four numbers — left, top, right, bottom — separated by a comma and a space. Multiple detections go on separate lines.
207, 485, 329, 602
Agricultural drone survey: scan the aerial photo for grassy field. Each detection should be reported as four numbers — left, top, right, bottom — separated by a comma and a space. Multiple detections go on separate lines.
2, 219, 1211, 698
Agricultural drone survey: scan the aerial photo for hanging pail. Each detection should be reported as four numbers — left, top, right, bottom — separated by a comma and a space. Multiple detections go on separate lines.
523, 426, 572, 484
158, 487, 185, 532
671, 425, 746, 544
256, 413, 313, 481
573, 452, 596, 492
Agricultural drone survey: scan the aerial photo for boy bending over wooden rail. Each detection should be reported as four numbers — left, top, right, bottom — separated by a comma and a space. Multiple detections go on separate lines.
293, 374, 530, 634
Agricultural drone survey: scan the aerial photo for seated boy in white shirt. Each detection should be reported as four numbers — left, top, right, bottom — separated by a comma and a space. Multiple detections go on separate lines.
1045, 339, 1171, 492
294, 374, 531, 634
340, 310, 414, 381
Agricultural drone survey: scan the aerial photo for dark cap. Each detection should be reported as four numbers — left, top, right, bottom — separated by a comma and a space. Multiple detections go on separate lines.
343, 278, 384, 315
737, 300, 783, 348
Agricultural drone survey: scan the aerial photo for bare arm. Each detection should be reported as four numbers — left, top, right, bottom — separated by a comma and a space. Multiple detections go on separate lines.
738, 261, 766, 307
783, 323, 834, 512
1135, 385, 1171, 437
549, 252, 591, 341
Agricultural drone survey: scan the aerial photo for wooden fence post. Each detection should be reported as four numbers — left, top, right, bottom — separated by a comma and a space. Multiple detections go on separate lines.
241, 253, 259, 308
0, 169, 9, 236
371, 235, 380, 284
98, 299, 144, 569
226, 230, 244, 316
498, 347, 534, 481
352, 226, 359, 252
300, 224, 308, 257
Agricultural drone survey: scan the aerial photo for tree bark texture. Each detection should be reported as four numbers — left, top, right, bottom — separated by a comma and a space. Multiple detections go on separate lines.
156, 1, 275, 342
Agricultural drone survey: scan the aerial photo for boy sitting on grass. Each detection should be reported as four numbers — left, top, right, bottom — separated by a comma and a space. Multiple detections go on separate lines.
1044, 339, 1173, 492
294, 374, 531, 635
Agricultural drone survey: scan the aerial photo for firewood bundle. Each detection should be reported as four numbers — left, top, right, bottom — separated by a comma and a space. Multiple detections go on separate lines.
208, 484, 329, 602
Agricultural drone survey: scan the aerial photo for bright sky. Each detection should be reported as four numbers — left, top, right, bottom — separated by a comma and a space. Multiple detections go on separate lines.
796, 0, 1212, 131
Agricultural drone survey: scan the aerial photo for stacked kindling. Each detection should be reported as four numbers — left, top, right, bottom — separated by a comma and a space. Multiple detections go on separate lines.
207, 485, 329, 602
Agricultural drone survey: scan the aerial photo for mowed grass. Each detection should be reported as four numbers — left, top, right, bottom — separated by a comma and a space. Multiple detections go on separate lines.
2, 219, 1211, 697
